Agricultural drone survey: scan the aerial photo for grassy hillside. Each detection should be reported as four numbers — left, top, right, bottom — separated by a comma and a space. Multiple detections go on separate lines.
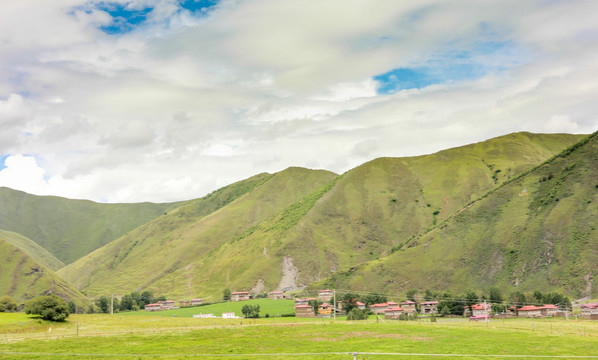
62, 132, 582, 300
322, 132, 598, 298
58, 168, 338, 297
0, 229, 65, 271
0, 236, 88, 308
0, 188, 183, 264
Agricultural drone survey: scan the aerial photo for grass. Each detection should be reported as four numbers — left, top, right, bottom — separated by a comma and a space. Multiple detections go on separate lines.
118, 299, 295, 318
0, 314, 596, 359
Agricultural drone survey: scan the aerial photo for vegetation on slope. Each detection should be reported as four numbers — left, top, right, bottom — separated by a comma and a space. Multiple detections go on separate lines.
59, 168, 338, 297
0, 188, 183, 264
0, 229, 65, 271
322, 132, 598, 298
0, 237, 88, 308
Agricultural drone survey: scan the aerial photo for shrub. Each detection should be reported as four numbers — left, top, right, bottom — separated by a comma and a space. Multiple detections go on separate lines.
346, 308, 368, 320
0, 295, 17, 312
25, 295, 69, 321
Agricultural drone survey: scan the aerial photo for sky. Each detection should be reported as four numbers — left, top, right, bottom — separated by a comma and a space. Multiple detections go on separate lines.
0, 0, 597, 203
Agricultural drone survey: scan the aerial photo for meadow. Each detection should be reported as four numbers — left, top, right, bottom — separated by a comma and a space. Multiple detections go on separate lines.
0, 312, 596, 360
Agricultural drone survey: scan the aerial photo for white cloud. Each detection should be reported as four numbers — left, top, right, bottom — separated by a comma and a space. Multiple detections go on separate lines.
0, 0, 596, 202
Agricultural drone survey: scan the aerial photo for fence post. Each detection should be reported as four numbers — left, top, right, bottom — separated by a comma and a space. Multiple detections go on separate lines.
351, 352, 358, 360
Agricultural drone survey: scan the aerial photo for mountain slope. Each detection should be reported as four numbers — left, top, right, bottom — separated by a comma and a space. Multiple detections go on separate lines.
0, 229, 65, 271
0, 188, 183, 264
62, 132, 583, 299
154, 133, 584, 299
321, 132, 598, 298
0, 236, 88, 307
58, 168, 338, 296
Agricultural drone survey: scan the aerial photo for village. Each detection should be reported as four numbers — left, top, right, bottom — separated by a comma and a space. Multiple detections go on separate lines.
143, 289, 598, 321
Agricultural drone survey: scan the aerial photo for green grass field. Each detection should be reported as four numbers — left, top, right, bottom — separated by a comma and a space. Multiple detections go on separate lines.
119, 298, 295, 318
0, 312, 596, 359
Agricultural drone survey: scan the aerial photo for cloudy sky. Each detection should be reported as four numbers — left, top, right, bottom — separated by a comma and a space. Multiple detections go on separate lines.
1, 0, 597, 203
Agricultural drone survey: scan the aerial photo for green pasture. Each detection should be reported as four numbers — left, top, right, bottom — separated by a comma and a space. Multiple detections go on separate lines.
0, 313, 597, 359
119, 298, 295, 318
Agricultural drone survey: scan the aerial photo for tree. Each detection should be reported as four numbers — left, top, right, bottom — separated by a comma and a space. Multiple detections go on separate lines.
24, 295, 69, 321
363, 293, 387, 306
308, 299, 323, 315
0, 295, 17, 312
241, 304, 260, 318
346, 308, 368, 320
488, 287, 503, 303
464, 291, 479, 314
509, 291, 526, 307
140, 291, 154, 307
223, 289, 231, 301
120, 294, 134, 311
67, 301, 76, 314
95, 296, 110, 313
405, 289, 417, 302
342, 293, 360, 314
424, 289, 436, 301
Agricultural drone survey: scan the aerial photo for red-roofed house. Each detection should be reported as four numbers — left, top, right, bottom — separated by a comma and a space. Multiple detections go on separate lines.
517, 305, 542, 318
190, 299, 203, 306
384, 307, 404, 320
231, 292, 250, 302
295, 304, 315, 318
540, 304, 559, 317
294, 298, 309, 305
469, 315, 490, 322
421, 301, 439, 314
369, 303, 388, 315
581, 303, 598, 318
471, 303, 491, 317
180, 300, 191, 307
318, 303, 332, 317
400, 301, 417, 314
269, 291, 285, 300
356, 301, 366, 310
318, 289, 334, 302
145, 303, 162, 311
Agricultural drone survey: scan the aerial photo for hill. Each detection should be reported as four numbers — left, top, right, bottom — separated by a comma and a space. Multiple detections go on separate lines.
0, 236, 88, 308
57, 168, 338, 297
320, 132, 598, 298
59, 132, 583, 299
0, 229, 65, 271
0, 187, 183, 264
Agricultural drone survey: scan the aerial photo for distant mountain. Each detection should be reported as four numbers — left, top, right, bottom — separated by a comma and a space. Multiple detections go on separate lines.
320, 132, 598, 298
56, 132, 586, 300
0, 188, 183, 264
0, 236, 88, 307
0, 229, 64, 271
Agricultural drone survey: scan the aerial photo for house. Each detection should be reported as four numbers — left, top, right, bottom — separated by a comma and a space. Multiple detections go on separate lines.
471, 303, 492, 317
294, 298, 309, 305
145, 303, 162, 311
161, 300, 175, 309
384, 307, 404, 320
179, 300, 191, 307
318, 303, 332, 317
420, 301, 439, 314
295, 304, 315, 318
190, 299, 203, 306
400, 300, 417, 314
369, 303, 388, 315
469, 315, 490, 321
387, 301, 399, 307
356, 301, 366, 310
517, 305, 543, 318
581, 303, 598, 318
540, 304, 559, 317
231, 291, 250, 302
222, 312, 238, 319
318, 289, 334, 302
269, 291, 285, 300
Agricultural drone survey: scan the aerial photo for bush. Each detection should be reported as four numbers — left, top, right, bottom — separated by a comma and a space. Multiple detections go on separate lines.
25, 295, 69, 321
0, 295, 17, 312
346, 308, 368, 320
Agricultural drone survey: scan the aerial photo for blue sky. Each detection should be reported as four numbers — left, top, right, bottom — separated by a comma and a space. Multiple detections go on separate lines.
0, 0, 596, 202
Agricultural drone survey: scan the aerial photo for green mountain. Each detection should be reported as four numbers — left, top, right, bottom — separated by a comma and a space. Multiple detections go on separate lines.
321, 132, 598, 298
0, 229, 65, 271
57, 168, 338, 297
0, 188, 183, 264
0, 236, 88, 307
58, 132, 584, 300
